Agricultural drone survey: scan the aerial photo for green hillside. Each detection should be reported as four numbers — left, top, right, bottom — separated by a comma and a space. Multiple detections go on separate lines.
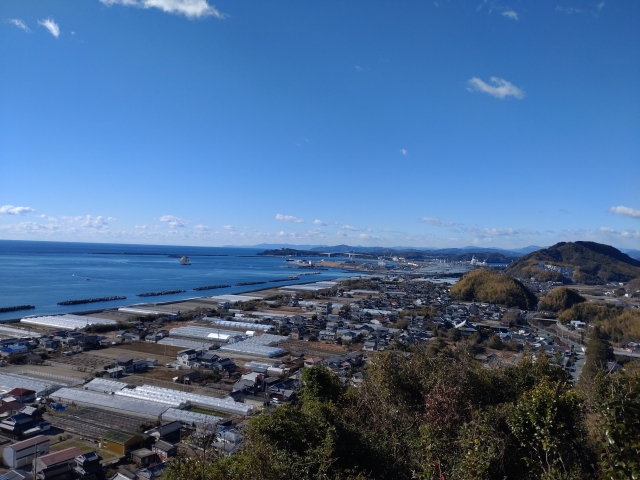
538, 287, 586, 312
450, 269, 537, 309
505, 241, 640, 285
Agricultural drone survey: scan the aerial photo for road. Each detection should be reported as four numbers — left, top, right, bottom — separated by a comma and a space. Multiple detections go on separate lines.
525, 315, 586, 383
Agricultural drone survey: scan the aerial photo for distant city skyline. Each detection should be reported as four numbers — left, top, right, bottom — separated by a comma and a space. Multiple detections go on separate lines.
1, 1, 638, 249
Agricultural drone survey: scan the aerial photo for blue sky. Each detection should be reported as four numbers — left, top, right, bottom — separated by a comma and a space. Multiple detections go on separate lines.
1, 0, 638, 249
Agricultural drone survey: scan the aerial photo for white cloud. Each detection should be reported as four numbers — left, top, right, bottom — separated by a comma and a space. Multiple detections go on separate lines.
193, 224, 210, 232
341, 225, 359, 231
555, 6, 583, 14
38, 18, 60, 38
275, 214, 304, 223
597, 227, 640, 239
354, 65, 362, 71
400, 149, 408, 156
39, 214, 56, 221
8, 19, 30, 32
313, 219, 327, 226
464, 227, 540, 240
0, 222, 60, 234
77, 215, 112, 229
597, 1, 605, 10
0, 205, 35, 215
99, 0, 227, 19
467, 76, 525, 99
501, 10, 518, 20
609, 206, 640, 219
420, 216, 456, 227
159, 214, 187, 228
358, 233, 380, 240
223, 225, 236, 231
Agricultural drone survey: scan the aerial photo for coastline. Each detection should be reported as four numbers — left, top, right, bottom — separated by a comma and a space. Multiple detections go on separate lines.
1, 272, 358, 325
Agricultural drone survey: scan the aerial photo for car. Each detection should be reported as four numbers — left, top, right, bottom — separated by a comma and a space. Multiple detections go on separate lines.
571, 366, 576, 372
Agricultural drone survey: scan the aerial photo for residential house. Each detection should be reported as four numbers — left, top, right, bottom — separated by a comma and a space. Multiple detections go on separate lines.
73, 451, 102, 477
34, 447, 82, 480
6, 390, 36, 404
145, 421, 181, 444
151, 441, 177, 462
3, 435, 50, 469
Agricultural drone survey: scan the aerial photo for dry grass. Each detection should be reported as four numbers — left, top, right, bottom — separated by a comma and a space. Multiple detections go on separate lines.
50, 436, 121, 462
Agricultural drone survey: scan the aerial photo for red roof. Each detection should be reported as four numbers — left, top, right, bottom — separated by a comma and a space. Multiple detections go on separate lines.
7, 388, 36, 396
9, 435, 50, 451
37, 447, 82, 467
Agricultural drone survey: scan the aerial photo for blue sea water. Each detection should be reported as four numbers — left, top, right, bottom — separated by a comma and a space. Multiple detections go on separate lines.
0, 240, 356, 321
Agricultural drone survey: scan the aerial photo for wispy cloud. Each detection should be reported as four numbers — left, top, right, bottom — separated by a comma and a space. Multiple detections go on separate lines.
464, 226, 540, 240
0, 205, 35, 215
275, 214, 304, 223
313, 219, 327, 226
0, 222, 60, 234
555, 6, 583, 14
597, 1, 605, 10
76, 215, 114, 229
7, 19, 31, 32
159, 214, 187, 228
609, 205, 640, 219
501, 10, 519, 20
597, 227, 640, 239
467, 76, 525, 99
38, 18, 60, 38
193, 224, 210, 232
99, 0, 227, 19
400, 149, 408, 156
420, 216, 456, 227
340, 225, 359, 231
223, 225, 236, 231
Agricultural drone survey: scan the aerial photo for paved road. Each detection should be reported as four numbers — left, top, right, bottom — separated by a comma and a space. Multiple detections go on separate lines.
525, 318, 586, 383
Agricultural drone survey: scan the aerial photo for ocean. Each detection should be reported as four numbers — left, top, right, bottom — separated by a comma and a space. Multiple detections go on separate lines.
0, 240, 357, 321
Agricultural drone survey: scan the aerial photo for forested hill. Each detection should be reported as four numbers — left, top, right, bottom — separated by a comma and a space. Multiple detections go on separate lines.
505, 241, 640, 285
450, 269, 537, 310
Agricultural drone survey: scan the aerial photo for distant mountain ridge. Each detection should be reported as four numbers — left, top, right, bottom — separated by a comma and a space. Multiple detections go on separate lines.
505, 241, 640, 285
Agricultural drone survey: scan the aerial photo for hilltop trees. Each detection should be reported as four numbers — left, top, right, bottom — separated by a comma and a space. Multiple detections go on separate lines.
450, 269, 537, 310
538, 287, 586, 312
164, 347, 633, 480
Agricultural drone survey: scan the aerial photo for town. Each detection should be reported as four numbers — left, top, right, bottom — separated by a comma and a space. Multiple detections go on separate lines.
0, 249, 638, 479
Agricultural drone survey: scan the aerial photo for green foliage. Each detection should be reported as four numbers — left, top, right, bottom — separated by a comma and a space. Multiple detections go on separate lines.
450, 269, 537, 309
506, 241, 640, 285
508, 380, 586, 478
538, 287, 586, 312
586, 367, 640, 479
582, 327, 615, 381
163, 350, 640, 480
301, 366, 344, 404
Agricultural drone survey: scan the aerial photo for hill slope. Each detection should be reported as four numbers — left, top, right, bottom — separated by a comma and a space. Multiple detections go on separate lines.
505, 241, 640, 285
538, 287, 586, 312
450, 269, 537, 310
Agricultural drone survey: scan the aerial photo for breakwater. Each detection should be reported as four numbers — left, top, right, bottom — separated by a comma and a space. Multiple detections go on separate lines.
193, 284, 231, 291
57, 296, 126, 306
235, 281, 266, 287
137, 290, 186, 297
0, 305, 35, 313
